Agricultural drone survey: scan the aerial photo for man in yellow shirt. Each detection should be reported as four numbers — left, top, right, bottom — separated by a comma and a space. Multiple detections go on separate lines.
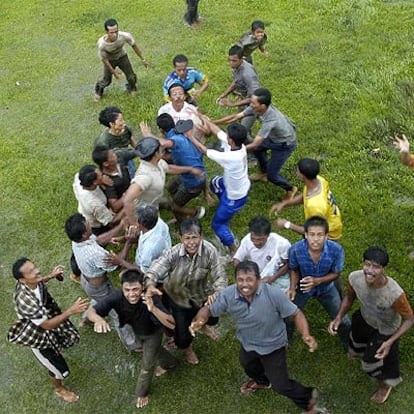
271, 158, 342, 240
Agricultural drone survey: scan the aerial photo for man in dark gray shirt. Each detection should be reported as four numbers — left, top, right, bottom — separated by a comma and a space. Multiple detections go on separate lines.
190, 260, 320, 413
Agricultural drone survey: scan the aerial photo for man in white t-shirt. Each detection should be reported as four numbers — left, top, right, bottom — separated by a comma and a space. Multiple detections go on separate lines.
233, 215, 291, 290
186, 116, 250, 256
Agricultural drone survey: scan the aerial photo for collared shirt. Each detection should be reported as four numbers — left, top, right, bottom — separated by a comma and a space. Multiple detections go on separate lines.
97, 31, 135, 61
206, 131, 250, 200
94, 290, 167, 336
165, 129, 205, 188
73, 173, 114, 228
232, 60, 260, 98
244, 105, 296, 144
237, 31, 268, 58
7, 282, 79, 351
135, 217, 172, 273
210, 283, 297, 354
145, 240, 227, 308
288, 239, 344, 296
72, 234, 117, 278
95, 125, 136, 162
131, 159, 169, 208
102, 163, 131, 200
162, 67, 207, 99
158, 101, 201, 125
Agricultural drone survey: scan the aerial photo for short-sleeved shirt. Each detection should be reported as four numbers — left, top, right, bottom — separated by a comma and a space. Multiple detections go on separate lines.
94, 290, 166, 336
158, 102, 201, 126
97, 31, 135, 61
73, 173, 114, 228
303, 175, 342, 240
234, 232, 290, 272
72, 235, 117, 278
232, 60, 260, 98
165, 129, 205, 188
210, 283, 297, 354
206, 131, 250, 200
132, 159, 169, 207
136, 218, 172, 273
102, 163, 131, 200
289, 239, 344, 296
95, 125, 136, 162
349, 270, 413, 336
163, 67, 207, 99
237, 32, 268, 58
244, 105, 296, 145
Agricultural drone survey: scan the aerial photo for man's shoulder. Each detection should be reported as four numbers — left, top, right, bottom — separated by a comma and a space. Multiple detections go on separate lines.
268, 232, 291, 248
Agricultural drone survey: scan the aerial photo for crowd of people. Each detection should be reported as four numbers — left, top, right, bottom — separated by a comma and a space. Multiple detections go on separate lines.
7, 7, 414, 414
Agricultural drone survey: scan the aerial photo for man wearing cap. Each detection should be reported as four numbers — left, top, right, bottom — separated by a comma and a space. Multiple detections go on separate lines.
123, 137, 204, 228
142, 114, 207, 222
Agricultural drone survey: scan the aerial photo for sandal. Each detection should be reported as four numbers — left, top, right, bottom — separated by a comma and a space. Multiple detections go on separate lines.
370, 384, 392, 404
240, 380, 271, 394
55, 388, 79, 403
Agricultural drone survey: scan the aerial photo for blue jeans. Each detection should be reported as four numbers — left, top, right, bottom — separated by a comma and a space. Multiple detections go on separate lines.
287, 283, 350, 350
210, 176, 248, 247
254, 139, 296, 191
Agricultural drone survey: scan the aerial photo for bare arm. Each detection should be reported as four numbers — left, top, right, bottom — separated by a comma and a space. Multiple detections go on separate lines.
292, 309, 318, 351
143, 295, 175, 330
86, 306, 112, 333
40, 297, 89, 330
287, 268, 300, 300
102, 58, 121, 79
132, 44, 150, 67
123, 182, 142, 227
96, 220, 125, 246
328, 287, 356, 334
213, 111, 245, 125
189, 306, 212, 336
246, 135, 264, 152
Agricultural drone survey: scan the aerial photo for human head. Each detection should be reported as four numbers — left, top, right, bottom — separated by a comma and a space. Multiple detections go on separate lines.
156, 113, 176, 133
248, 216, 271, 249
168, 83, 186, 99
228, 45, 244, 69
92, 145, 117, 169
235, 260, 261, 301
179, 218, 202, 256
104, 19, 119, 42
362, 246, 388, 286
98, 106, 122, 127
134, 137, 161, 161
136, 203, 158, 231
173, 54, 188, 79
64, 213, 90, 242
251, 20, 266, 40
12, 257, 31, 280
297, 158, 320, 180
250, 88, 272, 114
304, 216, 329, 252
120, 269, 144, 304
227, 123, 247, 147
78, 165, 102, 188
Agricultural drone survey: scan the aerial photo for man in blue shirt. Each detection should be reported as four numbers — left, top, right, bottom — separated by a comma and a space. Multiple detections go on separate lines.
189, 261, 320, 414
288, 216, 350, 349
162, 54, 209, 104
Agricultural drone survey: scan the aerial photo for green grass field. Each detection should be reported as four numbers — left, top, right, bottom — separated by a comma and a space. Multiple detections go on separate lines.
2, 1, 414, 413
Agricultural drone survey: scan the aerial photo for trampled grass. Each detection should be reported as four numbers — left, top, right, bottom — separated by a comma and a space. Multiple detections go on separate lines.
1, 1, 414, 413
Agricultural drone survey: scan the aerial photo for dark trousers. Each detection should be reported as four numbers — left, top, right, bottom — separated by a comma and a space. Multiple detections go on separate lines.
95, 54, 137, 96
239, 346, 313, 410
184, 0, 200, 24
169, 299, 218, 349
254, 139, 296, 191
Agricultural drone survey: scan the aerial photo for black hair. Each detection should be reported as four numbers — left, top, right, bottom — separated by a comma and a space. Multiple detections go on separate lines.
64, 213, 87, 242
304, 216, 329, 234
253, 88, 272, 106
168, 83, 185, 96
156, 113, 175, 132
227, 123, 247, 147
120, 269, 144, 285
98, 106, 122, 127
104, 18, 118, 30
173, 54, 188, 66
251, 20, 265, 31
228, 45, 244, 59
235, 260, 261, 279
248, 216, 271, 235
363, 246, 389, 267
179, 218, 202, 235
12, 257, 30, 280
78, 165, 98, 187
92, 144, 111, 168
297, 158, 320, 179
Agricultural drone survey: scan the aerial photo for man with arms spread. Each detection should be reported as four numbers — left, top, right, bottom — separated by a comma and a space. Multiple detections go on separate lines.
190, 261, 320, 414
95, 18, 149, 101
288, 216, 350, 348
7, 258, 88, 403
87, 269, 177, 409
329, 246, 414, 404
145, 218, 227, 365
215, 87, 297, 201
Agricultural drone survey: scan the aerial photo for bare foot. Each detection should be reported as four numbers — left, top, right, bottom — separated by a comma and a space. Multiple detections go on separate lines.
205, 192, 216, 207
249, 172, 268, 182
283, 186, 298, 201
136, 396, 149, 408
184, 347, 199, 365
55, 387, 79, 403
155, 366, 167, 377
200, 324, 219, 340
